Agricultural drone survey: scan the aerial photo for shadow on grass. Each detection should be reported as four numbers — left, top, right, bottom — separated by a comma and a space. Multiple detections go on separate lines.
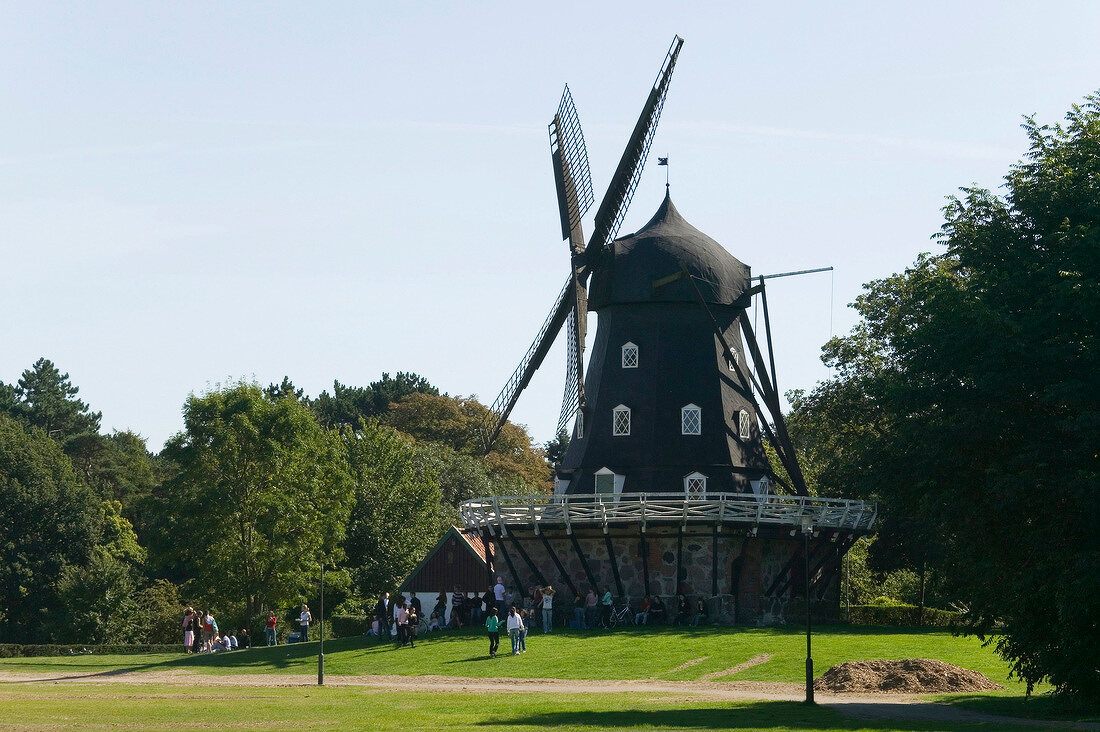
477, 701, 1039, 731
938, 692, 1100, 723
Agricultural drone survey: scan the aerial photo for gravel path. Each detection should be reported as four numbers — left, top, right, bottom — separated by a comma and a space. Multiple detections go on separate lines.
0, 668, 1094, 730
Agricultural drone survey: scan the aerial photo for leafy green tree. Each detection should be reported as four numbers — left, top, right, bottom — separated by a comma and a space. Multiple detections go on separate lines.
544, 428, 570, 472
162, 383, 354, 619
264, 376, 305, 401
385, 393, 550, 493
10, 358, 101, 438
311, 372, 438, 429
792, 95, 1100, 697
342, 421, 446, 599
0, 414, 101, 643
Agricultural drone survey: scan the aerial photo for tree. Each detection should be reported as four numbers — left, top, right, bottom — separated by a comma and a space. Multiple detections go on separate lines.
264, 376, 304, 402
311, 372, 438, 429
544, 428, 570, 472
162, 383, 354, 619
0, 414, 101, 643
342, 421, 446, 599
384, 393, 551, 493
792, 95, 1100, 697
10, 358, 101, 438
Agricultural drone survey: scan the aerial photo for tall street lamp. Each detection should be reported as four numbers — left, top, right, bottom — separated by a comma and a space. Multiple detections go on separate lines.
801, 513, 814, 704
318, 561, 325, 686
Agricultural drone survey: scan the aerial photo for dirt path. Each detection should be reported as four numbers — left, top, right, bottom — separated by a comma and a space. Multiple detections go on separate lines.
697, 652, 772, 681
0, 669, 1093, 730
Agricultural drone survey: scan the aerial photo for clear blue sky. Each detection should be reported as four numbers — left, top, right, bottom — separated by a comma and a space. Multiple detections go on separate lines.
2, 1, 1097, 450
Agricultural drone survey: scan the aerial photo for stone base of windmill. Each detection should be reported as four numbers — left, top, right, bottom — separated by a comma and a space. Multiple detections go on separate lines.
486, 525, 845, 627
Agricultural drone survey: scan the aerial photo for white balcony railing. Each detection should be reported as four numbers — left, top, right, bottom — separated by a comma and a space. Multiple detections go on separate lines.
459, 492, 876, 534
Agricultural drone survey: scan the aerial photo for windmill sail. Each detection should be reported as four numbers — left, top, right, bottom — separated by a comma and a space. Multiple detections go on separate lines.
588, 35, 684, 257
482, 36, 685, 454
483, 277, 574, 452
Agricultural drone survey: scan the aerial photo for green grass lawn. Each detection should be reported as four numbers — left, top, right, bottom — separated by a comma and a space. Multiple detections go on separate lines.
0, 683, 1056, 731
1, 626, 1090, 727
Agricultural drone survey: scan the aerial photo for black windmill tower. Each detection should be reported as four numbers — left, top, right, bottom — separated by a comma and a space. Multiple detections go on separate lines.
467, 36, 873, 621
482, 35, 808, 501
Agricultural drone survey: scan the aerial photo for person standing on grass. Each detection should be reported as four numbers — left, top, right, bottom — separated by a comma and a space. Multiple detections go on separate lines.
299, 604, 312, 642
585, 588, 598, 630
406, 604, 419, 648
506, 606, 523, 655
265, 611, 278, 646
375, 592, 392, 642
396, 601, 409, 647
485, 608, 501, 657
600, 588, 613, 629
182, 607, 195, 653
518, 609, 528, 653
573, 593, 586, 630
541, 585, 555, 633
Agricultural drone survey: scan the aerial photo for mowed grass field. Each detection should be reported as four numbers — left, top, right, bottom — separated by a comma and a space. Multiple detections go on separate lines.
0, 626, 1091, 730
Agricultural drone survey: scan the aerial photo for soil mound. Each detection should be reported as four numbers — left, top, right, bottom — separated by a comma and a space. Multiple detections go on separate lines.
814, 659, 1003, 694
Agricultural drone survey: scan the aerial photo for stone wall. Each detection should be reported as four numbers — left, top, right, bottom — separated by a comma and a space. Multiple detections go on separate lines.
486, 526, 842, 626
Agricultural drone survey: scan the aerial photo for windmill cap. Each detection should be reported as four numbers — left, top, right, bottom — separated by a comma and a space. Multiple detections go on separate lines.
588, 192, 750, 309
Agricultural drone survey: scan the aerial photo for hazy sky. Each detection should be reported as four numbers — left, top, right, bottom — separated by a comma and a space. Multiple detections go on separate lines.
2, 1, 1097, 450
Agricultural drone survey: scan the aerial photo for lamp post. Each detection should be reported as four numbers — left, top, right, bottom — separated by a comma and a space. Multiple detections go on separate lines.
801, 513, 814, 704
318, 561, 325, 686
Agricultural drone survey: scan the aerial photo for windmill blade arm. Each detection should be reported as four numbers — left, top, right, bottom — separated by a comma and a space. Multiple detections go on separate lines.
550, 85, 594, 245
484, 277, 574, 452
588, 34, 684, 254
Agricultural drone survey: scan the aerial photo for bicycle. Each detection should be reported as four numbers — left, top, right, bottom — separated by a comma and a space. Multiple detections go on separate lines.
608, 603, 634, 628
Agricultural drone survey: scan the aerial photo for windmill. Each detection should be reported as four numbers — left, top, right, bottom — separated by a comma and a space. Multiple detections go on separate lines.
441, 35, 876, 627
484, 35, 685, 452
483, 34, 811, 499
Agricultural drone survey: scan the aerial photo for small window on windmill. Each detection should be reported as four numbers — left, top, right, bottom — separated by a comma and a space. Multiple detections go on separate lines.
612, 404, 631, 436
621, 342, 639, 368
727, 351, 739, 372
575, 411, 584, 439
684, 471, 707, 496
681, 404, 701, 435
595, 467, 616, 496
446, 550, 454, 565
738, 409, 752, 440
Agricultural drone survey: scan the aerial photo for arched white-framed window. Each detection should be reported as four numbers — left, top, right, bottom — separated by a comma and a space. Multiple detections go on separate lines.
621, 342, 639, 369
681, 404, 701, 435
612, 404, 631, 436
727, 351, 739, 372
738, 409, 752, 440
684, 471, 707, 496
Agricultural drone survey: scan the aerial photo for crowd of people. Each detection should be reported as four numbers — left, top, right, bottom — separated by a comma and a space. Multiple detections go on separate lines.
180, 607, 252, 654
371, 579, 714, 657
182, 583, 712, 657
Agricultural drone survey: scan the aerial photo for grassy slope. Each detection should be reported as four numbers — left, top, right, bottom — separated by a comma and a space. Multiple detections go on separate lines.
3, 626, 1090, 723
0, 683, 1053, 731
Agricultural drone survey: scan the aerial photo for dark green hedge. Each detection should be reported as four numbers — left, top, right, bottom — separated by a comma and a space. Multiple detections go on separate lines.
847, 604, 958, 627
0, 644, 181, 657
330, 615, 370, 638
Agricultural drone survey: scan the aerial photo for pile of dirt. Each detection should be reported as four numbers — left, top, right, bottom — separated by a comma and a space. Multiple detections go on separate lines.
814, 659, 1004, 694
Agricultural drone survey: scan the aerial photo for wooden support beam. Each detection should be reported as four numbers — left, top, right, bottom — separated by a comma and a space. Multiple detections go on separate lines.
676, 525, 684, 595
541, 533, 578, 597
765, 542, 806, 597
605, 534, 625, 599
711, 524, 719, 597
639, 528, 651, 598
570, 531, 599, 592
494, 532, 524, 596
508, 533, 548, 588
483, 528, 496, 586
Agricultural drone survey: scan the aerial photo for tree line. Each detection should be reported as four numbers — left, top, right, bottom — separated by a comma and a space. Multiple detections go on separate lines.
785, 94, 1098, 699
0, 364, 549, 647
